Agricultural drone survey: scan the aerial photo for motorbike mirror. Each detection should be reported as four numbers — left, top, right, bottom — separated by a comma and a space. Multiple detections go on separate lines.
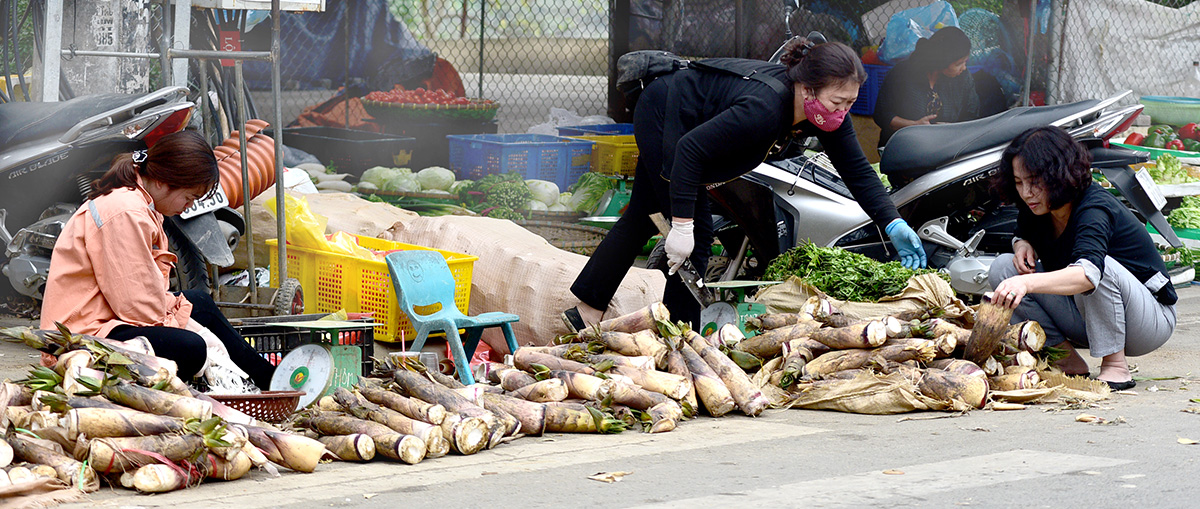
806, 31, 827, 45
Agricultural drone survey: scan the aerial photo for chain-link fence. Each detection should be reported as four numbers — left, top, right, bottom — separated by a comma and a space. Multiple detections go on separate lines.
10, 1, 1197, 137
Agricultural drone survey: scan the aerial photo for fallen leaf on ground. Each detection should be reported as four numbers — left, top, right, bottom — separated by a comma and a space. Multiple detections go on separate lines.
1182, 407, 1200, 414
589, 471, 633, 483
992, 402, 1026, 411
883, 470, 904, 475
1178, 437, 1198, 445
1076, 414, 1107, 424
481, 471, 498, 476
363, 494, 378, 499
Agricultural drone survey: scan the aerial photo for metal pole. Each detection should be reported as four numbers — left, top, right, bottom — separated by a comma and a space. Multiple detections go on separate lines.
477, 0, 484, 98
1022, 0, 1036, 106
198, 61, 211, 141
235, 61, 258, 305
41, 0, 63, 102
159, 0, 172, 88
172, 0, 192, 88
170, 49, 274, 61
61, 49, 161, 59
343, 3, 350, 128
272, 0, 287, 284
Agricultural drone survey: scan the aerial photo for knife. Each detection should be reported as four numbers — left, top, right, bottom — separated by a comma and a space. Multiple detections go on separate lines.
649, 213, 716, 307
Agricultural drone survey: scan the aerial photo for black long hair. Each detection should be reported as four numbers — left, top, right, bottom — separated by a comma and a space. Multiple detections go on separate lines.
89, 130, 219, 200
780, 36, 867, 90
994, 126, 1093, 210
909, 26, 971, 75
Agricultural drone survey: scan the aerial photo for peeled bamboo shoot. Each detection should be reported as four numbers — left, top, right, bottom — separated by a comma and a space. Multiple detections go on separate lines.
809, 321, 888, 350
734, 321, 820, 359
319, 434, 376, 461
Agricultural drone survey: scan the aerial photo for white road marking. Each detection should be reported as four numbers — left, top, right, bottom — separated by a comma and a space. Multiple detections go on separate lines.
631, 450, 1135, 508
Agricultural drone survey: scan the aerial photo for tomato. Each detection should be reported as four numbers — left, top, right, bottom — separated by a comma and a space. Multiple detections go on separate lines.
1123, 133, 1146, 146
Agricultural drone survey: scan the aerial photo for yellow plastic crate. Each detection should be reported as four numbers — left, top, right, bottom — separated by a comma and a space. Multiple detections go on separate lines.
267, 235, 477, 343
569, 135, 638, 177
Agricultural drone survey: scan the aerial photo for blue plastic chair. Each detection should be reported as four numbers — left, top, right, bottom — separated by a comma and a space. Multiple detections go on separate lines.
385, 250, 519, 384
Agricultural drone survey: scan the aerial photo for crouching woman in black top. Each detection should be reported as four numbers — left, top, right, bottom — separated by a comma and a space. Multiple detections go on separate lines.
988, 126, 1176, 390
564, 36, 926, 330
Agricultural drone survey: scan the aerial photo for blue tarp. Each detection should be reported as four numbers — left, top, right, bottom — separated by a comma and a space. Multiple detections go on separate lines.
243, 0, 435, 91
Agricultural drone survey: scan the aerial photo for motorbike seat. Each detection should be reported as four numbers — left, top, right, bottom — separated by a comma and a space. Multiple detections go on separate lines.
0, 93, 150, 150
879, 99, 1101, 182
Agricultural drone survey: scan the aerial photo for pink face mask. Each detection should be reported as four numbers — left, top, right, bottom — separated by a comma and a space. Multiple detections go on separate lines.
803, 96, 847, 132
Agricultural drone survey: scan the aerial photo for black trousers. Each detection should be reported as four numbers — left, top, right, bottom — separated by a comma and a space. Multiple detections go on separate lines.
109, 289, 275, 390
570, 78, 714, 328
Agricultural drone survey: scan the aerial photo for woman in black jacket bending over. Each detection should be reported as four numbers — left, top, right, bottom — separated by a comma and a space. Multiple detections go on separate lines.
563, 37, 927, 330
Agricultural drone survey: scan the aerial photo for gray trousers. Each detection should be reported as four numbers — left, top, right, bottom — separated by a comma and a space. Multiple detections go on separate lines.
988, 254, 1176, 357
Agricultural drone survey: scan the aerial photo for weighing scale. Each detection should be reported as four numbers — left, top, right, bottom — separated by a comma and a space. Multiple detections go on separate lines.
266, 320, 374, 408
699, 280, 782, 338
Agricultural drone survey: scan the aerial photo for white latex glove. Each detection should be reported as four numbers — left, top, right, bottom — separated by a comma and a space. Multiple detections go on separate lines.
664, 218, 695, 276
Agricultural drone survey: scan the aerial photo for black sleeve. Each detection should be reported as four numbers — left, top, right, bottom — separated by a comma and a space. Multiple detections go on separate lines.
872, 69, 901, 131
1068, 204, 1114, 273
816, 120, 900, 228
669, 93, 781, 218
961, 72, 980, 121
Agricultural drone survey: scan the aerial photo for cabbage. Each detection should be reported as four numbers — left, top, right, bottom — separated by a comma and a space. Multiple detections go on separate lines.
423, 189, 453, 196
525, 199, 548, 211
356, 181, 378, 193
548, 203, 570, 212
383, 173, 421, 193
449, 179, 473, 196
416, 166, 456, 191
568, 172, 612, 213
557, 192, 572, 206
525, 179, 560, 207
361, 166, 403, 189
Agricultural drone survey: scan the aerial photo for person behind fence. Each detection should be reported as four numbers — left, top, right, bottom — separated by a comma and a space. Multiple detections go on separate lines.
873, 26, 980, 149
988, 126, 1175, 391
562, 36, 927, 331
39, 131, 276, 390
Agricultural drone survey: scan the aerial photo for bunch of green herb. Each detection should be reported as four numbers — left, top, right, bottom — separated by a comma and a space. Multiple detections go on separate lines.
458, 173, 533, 215
761, 242, 946, 302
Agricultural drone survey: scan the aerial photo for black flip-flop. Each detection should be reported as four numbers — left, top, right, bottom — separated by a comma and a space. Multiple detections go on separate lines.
561, 307, 586, 334
1103, 379, 1136, 391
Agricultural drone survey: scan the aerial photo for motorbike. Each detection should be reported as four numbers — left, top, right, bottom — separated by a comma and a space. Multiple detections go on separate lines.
0, 86, 245, 301
705, 90, 1181, 298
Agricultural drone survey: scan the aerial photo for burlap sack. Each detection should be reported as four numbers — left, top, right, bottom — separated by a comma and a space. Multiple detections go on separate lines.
755, 274, 976, 327
380, 215, 666, 350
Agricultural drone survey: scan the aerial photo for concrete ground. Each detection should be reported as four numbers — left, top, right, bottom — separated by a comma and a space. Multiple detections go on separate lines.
2, 285, 1198, 508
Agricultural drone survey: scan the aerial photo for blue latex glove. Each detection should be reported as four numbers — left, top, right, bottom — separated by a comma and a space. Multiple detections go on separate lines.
885, 218, 927, 269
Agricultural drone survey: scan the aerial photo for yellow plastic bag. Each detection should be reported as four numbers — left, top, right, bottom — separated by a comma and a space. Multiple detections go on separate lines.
265, 194, 372, 259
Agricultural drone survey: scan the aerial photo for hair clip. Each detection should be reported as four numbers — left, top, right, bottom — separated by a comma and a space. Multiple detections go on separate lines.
132, 150, 148, 163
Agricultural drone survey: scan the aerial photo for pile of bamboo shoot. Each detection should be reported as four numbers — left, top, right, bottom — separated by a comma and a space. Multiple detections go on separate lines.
466, 302, 768, 434
0, 325, 326, 494
738, 296, 1050, 411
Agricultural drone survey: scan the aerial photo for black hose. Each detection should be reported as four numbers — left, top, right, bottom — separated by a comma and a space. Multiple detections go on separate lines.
14, 0, 31, 101
2, 0, 15, 103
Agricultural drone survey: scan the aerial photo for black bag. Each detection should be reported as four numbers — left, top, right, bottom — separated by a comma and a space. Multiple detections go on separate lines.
615, 50, 689, 109
616, 51, 791, 110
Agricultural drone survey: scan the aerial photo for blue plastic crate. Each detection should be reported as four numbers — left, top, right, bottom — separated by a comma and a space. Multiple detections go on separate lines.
447, 133, 595, 189
556, 123, 636, 136
851, 64, 891, 116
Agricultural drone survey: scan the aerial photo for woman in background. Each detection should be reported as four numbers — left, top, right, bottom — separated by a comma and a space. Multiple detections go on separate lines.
874, 26, 979, 149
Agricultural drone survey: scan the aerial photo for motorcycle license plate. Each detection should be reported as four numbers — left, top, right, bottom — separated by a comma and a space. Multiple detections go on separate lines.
1134, 168, 1168, 211
180, 185, 229, 219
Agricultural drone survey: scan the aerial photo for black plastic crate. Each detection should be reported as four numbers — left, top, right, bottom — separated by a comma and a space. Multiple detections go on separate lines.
380, 119, 499, 170
267, 127, 415, 176
233, 313, 375, 377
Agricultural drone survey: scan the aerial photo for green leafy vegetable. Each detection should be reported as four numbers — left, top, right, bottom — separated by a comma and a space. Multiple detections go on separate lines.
762, 242, 946, 302
1149, 154, 1196, 185
567, 172, 613, 213
1167, 207, 1200, 229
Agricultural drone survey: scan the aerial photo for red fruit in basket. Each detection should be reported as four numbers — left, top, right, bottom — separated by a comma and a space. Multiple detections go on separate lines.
1124, 132, 1146, 146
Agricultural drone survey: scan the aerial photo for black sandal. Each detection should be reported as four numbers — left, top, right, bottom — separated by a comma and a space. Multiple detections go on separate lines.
1103, 379, 1136, 391
561, 307, 586, 334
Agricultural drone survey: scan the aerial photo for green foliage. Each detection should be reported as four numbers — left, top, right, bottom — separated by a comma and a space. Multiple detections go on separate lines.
762, 242, 947, 302
1150, 154, 1197, 185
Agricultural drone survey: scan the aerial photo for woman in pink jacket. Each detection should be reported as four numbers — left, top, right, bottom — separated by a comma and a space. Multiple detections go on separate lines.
40, 130, 275, 389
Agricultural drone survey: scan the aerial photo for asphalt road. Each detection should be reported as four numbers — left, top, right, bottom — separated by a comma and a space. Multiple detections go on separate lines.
2, 285, 1198, 508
